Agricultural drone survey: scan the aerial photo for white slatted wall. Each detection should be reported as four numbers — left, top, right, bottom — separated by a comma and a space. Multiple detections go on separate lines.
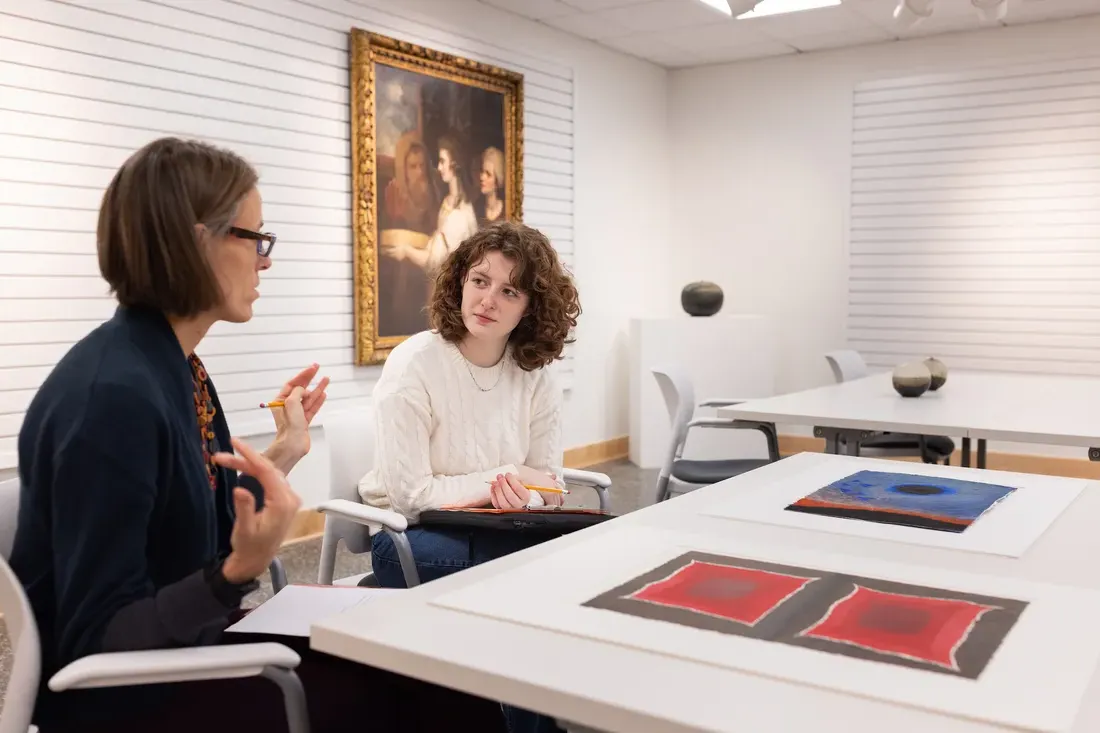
848, 55, 1100, 376
0, 0, 575, 469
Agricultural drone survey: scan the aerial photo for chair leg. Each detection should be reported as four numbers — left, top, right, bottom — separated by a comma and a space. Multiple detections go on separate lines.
654, 473, 671, 504
262, 666, 311, 733
384, 527, 421, 588
317, 524, 339, 585
268, 558, 288, 595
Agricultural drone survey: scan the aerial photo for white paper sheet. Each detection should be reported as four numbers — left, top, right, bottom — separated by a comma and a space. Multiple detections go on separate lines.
228, 585, 401, 637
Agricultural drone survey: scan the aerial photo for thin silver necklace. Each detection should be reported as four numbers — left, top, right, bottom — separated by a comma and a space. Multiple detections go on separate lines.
462, 349, 507, 392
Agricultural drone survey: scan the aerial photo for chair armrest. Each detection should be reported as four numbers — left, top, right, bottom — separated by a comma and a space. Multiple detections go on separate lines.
686, 418, 781, 462
687, 417, 766, 430
561, 467, 612, 489
48, 643, 300, 691
698, 398, 752, 408
317, 499, 409, 533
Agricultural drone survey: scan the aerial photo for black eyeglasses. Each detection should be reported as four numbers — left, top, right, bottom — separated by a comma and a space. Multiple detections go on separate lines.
228, 226, 277, 257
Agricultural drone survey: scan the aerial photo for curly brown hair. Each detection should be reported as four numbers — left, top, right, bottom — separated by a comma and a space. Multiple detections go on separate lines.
429, 221, 580, 371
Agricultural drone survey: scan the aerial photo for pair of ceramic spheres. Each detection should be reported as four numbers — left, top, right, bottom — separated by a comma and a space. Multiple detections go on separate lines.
892, 356, 948, 398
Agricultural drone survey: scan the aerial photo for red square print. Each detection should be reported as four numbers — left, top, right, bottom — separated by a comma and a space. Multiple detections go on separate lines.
626, 560, 818, 626
798, 585, 997, 671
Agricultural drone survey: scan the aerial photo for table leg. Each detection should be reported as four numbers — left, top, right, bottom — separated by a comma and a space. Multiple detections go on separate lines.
977, 438, 987, 469
961, 438, 971, 468
814, 427, 872, 457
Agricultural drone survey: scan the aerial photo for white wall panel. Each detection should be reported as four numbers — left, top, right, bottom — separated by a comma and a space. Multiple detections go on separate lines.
0, 0, 576, 467
850, 55, 1100, 378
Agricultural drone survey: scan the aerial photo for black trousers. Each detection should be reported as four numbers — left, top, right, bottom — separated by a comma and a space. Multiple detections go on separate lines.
36, 632, 509, 733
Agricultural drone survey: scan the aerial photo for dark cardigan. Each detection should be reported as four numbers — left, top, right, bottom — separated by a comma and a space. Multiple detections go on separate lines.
10, 305, 248, 725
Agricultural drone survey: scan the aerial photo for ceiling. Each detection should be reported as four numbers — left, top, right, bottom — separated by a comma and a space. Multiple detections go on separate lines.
476, 0, 1100, 67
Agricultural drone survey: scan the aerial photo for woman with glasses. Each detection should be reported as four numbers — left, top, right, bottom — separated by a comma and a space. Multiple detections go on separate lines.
10, 137, 508, 733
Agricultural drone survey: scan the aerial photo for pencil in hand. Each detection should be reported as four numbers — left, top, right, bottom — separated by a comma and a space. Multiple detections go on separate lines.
485, 480, 569, 495
259, 400, 285, 409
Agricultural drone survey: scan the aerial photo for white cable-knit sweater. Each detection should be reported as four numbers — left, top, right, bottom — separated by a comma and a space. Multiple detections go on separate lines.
358, 330, 565, 525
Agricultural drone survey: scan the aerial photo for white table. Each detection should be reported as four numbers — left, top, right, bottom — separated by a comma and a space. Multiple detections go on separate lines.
717, 371, 1100, 468
310, 453, 1100, 733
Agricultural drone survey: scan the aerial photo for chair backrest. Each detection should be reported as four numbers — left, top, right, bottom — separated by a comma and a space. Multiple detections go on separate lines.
0, 553, 41, 733
650, 365, 696, 458
322, 408, 376, 555
824, 349, 868, 383
0, 477, 20, 562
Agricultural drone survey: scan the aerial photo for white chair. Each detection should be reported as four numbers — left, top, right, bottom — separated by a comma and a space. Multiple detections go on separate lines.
315, 408, 613, 588
0, 478, 309, 733
651, 365, 779, 504
824, 350, 954, 464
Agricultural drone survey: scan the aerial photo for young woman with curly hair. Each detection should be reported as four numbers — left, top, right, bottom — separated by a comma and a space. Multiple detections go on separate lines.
358, 221, 581, 589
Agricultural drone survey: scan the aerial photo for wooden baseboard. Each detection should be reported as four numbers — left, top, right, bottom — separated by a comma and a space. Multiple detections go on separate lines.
281, 435, 632, 545
779, 434, 1100, 480
283, 509, 327, 545
564, 436, 629, 469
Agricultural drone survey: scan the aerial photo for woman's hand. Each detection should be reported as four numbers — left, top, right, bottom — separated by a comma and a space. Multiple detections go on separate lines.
213, 438, 303, 584
489, 473, 531, 509
517, 465, 565, 506
265, 364, 329, 473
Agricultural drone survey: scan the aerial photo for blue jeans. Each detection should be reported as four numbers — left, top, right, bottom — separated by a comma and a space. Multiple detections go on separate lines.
371, 526, 565, 733
370, 525, 555, 588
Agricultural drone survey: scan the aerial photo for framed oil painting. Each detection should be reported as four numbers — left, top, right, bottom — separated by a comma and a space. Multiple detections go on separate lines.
349, 28, 524, 365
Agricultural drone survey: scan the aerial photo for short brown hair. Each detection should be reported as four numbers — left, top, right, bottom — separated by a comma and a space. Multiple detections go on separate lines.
97, 137, 258, 317
429, 222, 580, 371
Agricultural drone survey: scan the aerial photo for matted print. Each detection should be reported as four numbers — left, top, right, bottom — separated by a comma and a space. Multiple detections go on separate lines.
583, 551, 1026, 679
432, 524, 1100, 732
785, 470, 1018, 533
700, 454, 1088, 557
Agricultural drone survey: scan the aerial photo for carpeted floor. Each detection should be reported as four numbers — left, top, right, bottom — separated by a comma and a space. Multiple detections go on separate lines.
0, 459, 654, 710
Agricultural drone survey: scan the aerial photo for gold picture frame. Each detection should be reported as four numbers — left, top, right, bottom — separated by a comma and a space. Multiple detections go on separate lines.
349, 28, 525, 365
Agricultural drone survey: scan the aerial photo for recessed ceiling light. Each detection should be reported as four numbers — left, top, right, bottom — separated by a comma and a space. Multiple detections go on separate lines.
697, 0, 733, 15
737, 0, 842, 18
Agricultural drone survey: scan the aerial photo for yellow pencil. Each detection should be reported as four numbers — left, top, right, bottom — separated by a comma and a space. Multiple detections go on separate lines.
486, 480, 569, 494
259, 400, 285, 409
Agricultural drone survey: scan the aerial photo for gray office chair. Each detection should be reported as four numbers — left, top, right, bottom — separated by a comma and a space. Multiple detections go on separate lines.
651, 365, 779, 504
824, 350, 954, 464
0, 478, 309, 733
316, 408, 613, 588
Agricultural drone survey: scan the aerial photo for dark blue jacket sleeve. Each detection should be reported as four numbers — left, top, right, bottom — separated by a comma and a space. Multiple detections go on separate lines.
47, 386, 233, 664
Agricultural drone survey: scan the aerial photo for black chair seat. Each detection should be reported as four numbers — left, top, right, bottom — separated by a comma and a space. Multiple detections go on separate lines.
862, 433, 955, 458
672, 458, 772, 485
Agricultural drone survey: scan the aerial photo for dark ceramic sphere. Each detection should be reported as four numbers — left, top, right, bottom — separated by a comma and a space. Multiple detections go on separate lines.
681, 281, 724, 317
892, 362, 931, 398
924, 356, 948, 391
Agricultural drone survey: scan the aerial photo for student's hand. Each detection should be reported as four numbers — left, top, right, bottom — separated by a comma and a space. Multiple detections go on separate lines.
489, 473, 531, 509
517, 466, 564, 506
213, 438, 302, 583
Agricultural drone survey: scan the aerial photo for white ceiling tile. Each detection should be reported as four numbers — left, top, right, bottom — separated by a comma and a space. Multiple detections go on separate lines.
479, 0, 578, 19
786, 24, 897, 49
660, 19, 777, 49
599, 32, 709, 65
540, 11, 636, 37
690, 39, 799, 63
560, 0, 651, 9
591, 0, 737, 32
742, 3, 876, 38
1004, 0, 1100, 24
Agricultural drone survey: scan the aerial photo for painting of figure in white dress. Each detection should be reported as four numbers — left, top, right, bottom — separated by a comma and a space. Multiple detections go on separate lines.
350, 29, 523, 364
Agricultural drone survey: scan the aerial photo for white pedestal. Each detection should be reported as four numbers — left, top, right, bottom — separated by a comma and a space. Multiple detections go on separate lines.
628, 314, 775, 469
